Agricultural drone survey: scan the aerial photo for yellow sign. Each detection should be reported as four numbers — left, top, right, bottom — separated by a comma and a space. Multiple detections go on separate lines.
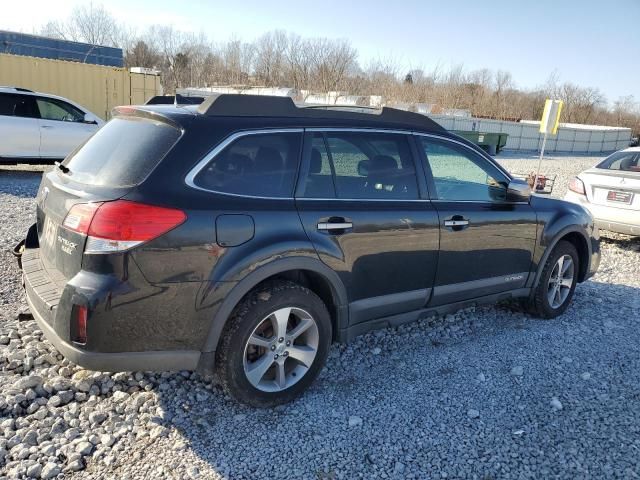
540, 99, 563, 135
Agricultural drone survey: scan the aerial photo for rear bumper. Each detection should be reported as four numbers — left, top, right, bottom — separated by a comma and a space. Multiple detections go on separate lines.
25, 288, 199, 372
564, 192, 640, 236
18, 228, 202, 372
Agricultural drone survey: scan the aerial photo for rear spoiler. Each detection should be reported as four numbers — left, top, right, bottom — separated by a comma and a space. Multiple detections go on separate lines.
111, 106, 183, 130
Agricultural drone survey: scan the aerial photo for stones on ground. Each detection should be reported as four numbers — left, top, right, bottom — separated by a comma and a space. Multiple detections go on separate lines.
40, 462, 61, 479
476, 373, 486, 382
372, 347, 381, 355
551, 397, 563, 411
76, 441, 94, 455
511, 365, 524, 376
89, 411, 108, 425
348, 416, 363, 427
13, 374, 43, 391
394, 461, 406, 474
581, 372, 591, 380
512, 429, 525, 436
233, 413, 247, 421
26, 462, 42, 478
467, 409, 480, 419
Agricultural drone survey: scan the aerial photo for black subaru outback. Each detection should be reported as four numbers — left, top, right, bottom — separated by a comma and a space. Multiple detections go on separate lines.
16, 95, 600, 407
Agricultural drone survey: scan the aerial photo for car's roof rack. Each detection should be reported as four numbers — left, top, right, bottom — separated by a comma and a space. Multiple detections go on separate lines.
196, 94, 445, 131
146, 94, 204, 105
0, 86, 34, 93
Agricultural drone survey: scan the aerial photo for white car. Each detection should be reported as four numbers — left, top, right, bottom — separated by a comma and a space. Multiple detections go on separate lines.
0, 86, 103, 162
564, 147, 640, 236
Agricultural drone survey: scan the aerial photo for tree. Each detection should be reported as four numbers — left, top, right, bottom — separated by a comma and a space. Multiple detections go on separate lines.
125, 41, 161, 69
40, 4, 120, 47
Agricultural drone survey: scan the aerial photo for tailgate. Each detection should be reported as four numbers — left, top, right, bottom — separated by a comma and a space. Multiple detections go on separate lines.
35, 170, 130, 280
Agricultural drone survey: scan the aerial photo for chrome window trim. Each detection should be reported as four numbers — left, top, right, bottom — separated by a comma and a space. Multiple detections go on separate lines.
184, 126, 514, 202
184, 128, 303, 198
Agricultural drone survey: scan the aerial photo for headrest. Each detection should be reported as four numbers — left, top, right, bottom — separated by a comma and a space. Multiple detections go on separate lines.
254, 146, 283, 172
368, 155, 398, 174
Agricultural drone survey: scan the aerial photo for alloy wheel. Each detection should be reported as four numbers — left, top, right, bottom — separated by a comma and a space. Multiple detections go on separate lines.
243, 307, 319, 393
547, 254, 575, 309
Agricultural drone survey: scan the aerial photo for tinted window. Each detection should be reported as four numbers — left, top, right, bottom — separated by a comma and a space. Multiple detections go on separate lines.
420, 138, 507, 201
596, 151, 640, 172
194, 132, 301, 198
37, 98, 85, 122
0, 93, 37, 118
302, 132, 419, 200
62, 116, 181, 186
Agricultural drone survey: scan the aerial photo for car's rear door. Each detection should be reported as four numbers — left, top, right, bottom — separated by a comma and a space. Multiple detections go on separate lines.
35, 96, 97, 159
416, 134, 537, 306
0, 92, 40, 159
295, 129, 439, 326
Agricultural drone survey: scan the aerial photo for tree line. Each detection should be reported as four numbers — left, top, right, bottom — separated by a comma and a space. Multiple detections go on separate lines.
40, 4, 639, 135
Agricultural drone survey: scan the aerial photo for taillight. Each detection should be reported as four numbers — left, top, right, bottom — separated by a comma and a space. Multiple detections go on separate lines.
74, 305, 88, 344
569, 177, 586, 195
62, 200, 186, 254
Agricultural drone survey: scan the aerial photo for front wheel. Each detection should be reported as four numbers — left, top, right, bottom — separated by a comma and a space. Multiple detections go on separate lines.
527, 240, 579, 318
216, 281, 332, 407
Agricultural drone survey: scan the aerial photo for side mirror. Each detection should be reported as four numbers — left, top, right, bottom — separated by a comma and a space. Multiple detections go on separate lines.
83, 113, 97, 125
507, 178, 531, 202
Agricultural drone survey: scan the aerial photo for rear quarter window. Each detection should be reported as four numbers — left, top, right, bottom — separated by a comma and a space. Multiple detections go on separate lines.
62, 116, 182, 186
596, 151, 640, 172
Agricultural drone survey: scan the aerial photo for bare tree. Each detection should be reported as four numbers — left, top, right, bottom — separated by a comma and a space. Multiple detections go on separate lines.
41, 4, 120, 47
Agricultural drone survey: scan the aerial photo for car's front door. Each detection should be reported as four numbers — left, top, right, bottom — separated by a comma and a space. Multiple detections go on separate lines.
0, 93, 40, 159
417, 135, 537, 306
296, 130, 439, 326
35, 97, 96, 159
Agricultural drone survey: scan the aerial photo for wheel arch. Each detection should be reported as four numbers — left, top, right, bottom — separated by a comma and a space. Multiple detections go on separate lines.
198, 257, 348, 371
531, 225, 592, 290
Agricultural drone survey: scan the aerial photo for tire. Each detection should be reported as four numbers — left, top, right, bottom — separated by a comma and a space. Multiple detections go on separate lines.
216, 280, 332, 407
527, 240, 579, 319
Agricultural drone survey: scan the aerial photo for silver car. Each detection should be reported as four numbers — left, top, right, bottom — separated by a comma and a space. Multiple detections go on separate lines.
564, 147, 640, 236
0, 86, 103, 162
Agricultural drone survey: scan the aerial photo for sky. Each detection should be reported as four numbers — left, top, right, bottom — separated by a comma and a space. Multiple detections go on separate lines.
2, 0, 638, 102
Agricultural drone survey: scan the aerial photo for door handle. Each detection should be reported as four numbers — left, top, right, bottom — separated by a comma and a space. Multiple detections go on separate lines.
317, 222, 353, 231
443, 219, 469, 227
40, 125, 53, 129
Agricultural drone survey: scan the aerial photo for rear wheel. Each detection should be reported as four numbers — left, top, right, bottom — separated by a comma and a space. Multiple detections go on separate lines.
216, 281, 332, 407
527, 241, 579, 318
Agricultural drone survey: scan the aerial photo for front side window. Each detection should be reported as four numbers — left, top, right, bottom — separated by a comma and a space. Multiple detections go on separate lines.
420, 138, 508, 201
596, 151, 640, 172
36, 98, 85, 122
301, 132, 419, 200
0, 93, 37, 118
194, 132, 301, 198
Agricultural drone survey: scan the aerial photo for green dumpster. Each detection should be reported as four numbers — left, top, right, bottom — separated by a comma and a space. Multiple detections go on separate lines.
452, 131, 508, 155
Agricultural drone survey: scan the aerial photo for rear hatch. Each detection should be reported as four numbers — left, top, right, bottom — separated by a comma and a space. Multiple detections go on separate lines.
36, 111, 183, 281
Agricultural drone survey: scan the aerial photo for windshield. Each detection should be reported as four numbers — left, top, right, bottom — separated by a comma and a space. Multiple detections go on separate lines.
595, 151, 640, 173
62, 116, 182, 186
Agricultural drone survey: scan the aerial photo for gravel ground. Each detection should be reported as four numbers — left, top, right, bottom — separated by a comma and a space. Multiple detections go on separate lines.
1, 154, 639, 479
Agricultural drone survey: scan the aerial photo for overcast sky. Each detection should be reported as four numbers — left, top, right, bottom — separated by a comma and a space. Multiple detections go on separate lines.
2, 0, 638, 102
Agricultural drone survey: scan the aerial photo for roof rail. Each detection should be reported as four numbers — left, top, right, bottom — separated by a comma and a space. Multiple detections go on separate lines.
0, 86, 34, 93
146, 94, 204, 105
196, 94, 446, 132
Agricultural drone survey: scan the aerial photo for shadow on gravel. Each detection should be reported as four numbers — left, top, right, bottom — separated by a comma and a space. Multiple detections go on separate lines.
600, 233, 640, 251
0, 171, 42, 198
147, 279, 640, 479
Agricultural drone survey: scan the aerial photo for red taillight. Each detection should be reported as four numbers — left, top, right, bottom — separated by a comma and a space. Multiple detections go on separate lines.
62, 200, 186, 253
569, 176, 586, 195
74, 305, 88, 344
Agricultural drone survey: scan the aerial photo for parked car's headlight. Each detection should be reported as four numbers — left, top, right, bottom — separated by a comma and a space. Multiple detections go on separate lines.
569, 176, 586, 195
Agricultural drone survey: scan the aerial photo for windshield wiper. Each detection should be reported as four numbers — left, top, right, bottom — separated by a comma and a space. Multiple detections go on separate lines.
54, 162, 70, 174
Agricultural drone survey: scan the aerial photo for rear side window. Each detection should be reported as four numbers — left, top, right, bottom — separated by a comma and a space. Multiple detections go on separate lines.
62, 116, 181, 186
193, 132, 302, 198
0, 93, 38, 118
301, 132, 419, 200
596, 151, 640, 172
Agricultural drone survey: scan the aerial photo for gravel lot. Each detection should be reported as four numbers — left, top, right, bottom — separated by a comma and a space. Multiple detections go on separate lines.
1, 153, 639, 479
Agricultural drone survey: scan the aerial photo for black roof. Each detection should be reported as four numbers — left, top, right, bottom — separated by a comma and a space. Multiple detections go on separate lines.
191, 94, 445, 133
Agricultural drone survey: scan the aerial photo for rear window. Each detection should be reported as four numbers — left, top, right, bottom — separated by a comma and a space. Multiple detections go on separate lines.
61, 116, 181, 186
596, 151, 640, 173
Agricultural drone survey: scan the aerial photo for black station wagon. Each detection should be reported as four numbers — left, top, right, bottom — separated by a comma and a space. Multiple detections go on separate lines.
16, 95, 600, 406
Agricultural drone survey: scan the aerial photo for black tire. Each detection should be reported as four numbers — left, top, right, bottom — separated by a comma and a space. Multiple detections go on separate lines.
527, 240, 579, 319
216, 280, 332, 407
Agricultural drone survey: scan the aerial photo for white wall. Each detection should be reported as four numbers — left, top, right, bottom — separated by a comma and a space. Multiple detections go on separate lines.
428, 114, 632, 153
